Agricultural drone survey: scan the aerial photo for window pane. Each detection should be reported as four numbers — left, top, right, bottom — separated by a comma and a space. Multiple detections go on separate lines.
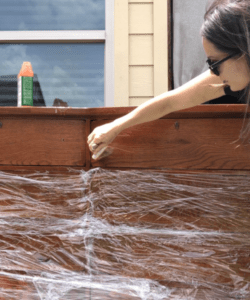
0, 43, 104, 107
0, 0, 105, 30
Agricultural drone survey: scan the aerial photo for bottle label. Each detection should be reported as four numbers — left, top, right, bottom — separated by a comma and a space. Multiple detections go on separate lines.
18, 76, 33, 106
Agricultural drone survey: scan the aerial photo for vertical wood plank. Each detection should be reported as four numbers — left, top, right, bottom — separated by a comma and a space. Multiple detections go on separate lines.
115, 0, 129, 107
129, 3, 153, 34
129, 0, 153, 2
129, 35, 153, 65
154, 0, 169, 96
129, 66, 154, 97
129, 97, 153, 106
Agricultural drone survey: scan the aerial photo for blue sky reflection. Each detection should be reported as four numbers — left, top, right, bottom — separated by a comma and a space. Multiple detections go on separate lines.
0, 0, 105, 107
0, 43, 104, 107
0, 0, 105, 30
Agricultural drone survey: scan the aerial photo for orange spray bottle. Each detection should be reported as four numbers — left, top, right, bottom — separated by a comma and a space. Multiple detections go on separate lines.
17, 62, 34, 107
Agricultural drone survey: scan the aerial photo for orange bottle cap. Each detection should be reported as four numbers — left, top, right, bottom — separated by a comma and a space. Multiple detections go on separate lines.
17, 62, 34, 78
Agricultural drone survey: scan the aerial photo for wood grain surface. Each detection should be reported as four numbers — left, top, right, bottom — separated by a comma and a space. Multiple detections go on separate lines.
0, 117, 85, 166
91, 118, 250, 170
0, 105, 249, 299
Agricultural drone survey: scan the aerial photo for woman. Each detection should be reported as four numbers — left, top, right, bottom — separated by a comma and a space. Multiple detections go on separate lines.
88, 0, 250, 160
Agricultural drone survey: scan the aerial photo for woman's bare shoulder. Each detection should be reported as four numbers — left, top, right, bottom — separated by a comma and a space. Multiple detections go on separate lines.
168, 70, 226, 111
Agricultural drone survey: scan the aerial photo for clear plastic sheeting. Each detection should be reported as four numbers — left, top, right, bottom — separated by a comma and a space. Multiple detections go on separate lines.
0, 167, 249, 300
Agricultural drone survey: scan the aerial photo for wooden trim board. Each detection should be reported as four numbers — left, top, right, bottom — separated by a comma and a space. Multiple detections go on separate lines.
0, 106, 248, 171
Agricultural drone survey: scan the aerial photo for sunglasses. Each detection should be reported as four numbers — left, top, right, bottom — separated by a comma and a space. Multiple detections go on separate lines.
206, 52, 239, 76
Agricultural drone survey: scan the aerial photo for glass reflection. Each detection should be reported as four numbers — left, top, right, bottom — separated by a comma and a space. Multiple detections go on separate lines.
0, 43, 104, 108
0, 0, 105, 30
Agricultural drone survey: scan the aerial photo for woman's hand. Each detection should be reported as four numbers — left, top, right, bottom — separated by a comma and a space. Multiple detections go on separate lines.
87, 121, 121, 160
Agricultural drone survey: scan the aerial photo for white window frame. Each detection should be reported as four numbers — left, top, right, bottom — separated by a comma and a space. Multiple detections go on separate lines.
0, 0, 114, 107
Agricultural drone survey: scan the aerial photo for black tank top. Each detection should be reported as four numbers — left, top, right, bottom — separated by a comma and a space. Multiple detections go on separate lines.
203, 85, 246, 104
223, 85, 246, 103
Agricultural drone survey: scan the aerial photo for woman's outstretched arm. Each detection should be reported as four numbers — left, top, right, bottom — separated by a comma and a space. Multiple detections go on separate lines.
88, 70, 226, 159
112, 70, 226, 132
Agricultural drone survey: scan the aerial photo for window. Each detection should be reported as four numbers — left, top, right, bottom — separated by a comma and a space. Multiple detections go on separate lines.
0, 0, 114, 108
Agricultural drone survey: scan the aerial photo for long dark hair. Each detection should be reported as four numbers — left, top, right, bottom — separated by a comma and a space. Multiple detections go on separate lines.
201, 0, 250, 143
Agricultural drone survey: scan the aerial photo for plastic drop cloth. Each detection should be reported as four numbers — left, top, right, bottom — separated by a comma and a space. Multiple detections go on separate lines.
0, 167, 249, 300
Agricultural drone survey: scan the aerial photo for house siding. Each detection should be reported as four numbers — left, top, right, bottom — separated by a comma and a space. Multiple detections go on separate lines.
115, 0, 168, 107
